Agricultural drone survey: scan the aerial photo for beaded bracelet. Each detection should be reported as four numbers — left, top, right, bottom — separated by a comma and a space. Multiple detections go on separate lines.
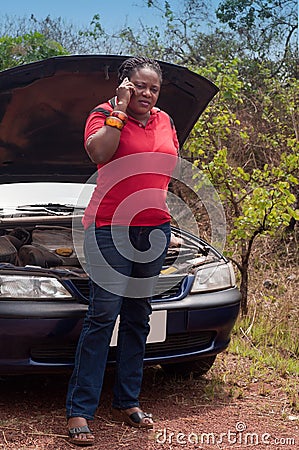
110, 110, 128, 125
104, 116, 124, 131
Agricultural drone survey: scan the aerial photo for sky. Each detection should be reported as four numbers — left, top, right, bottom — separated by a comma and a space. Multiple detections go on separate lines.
1, 0, 172, 29
0, 0, 220, 30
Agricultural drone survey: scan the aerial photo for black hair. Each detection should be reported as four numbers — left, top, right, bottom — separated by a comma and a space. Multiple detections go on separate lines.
118, 56, 163, 84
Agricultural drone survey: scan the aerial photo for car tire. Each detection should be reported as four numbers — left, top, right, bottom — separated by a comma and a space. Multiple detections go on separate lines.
161, 355, 216, 378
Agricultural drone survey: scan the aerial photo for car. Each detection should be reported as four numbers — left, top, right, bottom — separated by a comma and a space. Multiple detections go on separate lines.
0, 55, 241, 377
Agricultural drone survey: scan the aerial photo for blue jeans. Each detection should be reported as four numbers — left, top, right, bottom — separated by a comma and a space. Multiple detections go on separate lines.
66, 222, 171, 420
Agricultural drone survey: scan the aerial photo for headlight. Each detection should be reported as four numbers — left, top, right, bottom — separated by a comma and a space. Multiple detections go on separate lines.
191, 261, 236, 293
0, 275, 72, 299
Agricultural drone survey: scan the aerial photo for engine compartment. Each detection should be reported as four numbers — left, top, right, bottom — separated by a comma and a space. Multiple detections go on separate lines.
0, 218, 214, 275
0, 224, 81, 269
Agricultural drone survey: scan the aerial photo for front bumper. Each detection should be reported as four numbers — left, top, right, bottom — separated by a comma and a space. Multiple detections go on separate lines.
0, 287, 241, 374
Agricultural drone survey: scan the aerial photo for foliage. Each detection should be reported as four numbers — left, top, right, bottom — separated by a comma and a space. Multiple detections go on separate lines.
216, 0, 298, 76
113, 1, 247, 65
189, 59, 299, 314
0, 31, 68, 70
1, 4, 296, 76
76, 14, 128, 55
0, 14, 94, 55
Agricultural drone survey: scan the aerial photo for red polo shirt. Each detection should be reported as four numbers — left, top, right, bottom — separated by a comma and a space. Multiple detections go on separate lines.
82, 100, 179, 229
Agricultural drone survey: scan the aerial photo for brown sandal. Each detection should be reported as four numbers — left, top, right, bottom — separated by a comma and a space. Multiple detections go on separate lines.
112, 408, 154, 429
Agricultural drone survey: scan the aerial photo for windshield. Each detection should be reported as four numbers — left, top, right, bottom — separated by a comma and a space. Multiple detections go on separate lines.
0, 182, 95, 217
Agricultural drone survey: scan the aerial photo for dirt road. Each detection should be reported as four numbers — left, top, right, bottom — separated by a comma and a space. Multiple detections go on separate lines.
0, 353, 298, 449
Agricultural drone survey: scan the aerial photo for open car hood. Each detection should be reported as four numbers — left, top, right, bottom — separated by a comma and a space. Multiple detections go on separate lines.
0, 55, 218, 183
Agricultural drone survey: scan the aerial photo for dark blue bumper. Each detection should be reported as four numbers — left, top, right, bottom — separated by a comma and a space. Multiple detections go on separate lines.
0, 287, 240, 374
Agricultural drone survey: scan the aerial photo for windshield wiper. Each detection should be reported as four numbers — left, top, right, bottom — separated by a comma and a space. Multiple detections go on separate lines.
15, 203, 82, 216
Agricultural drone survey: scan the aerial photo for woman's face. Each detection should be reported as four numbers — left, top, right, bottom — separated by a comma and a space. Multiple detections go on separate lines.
127, 67, 161, 120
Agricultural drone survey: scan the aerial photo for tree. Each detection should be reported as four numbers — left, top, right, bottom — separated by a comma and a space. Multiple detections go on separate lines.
0, 14, 94, 55
0, 31, 68, 70
198, 148, 298, 315
188, 60, 299, 314
113, 0, 246, 65
216, 0, 298, 76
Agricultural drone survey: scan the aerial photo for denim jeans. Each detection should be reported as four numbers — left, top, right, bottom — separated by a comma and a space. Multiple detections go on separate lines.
66, 222, 171, 420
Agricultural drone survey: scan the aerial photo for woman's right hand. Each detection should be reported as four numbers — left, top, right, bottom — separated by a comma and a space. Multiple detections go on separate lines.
116, 77, 136, 108
86, 78, 135, 165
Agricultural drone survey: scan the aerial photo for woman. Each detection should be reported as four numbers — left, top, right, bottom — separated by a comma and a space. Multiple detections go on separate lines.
66, 56, 179, 446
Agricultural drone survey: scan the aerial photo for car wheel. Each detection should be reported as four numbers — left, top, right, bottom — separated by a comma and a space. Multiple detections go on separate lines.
161, 355, 216, 378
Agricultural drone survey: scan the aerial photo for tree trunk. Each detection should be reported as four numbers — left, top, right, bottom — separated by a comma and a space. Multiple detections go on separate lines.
239, 263, 249, 316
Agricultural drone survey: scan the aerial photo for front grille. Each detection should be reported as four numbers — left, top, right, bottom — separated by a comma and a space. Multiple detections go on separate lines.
30, 332, 214, 364
114, 331, 214, 359
71, 274, 186, 301
153, 274, 186, 299
31, 345, 77, 363
71, 278, 90, 298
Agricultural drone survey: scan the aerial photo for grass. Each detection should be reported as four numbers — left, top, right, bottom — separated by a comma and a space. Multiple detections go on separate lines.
224, 246, 299, 412
157, 234, 299, 415
230, 313, 299, 377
